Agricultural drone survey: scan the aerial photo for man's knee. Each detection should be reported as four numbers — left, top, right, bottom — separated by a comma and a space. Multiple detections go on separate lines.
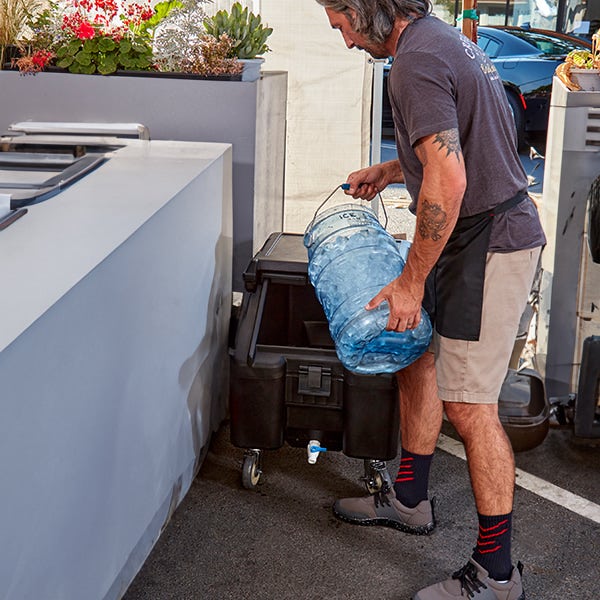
444, 402, 500, 437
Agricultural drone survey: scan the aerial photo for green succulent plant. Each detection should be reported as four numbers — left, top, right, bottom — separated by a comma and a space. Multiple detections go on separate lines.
203, 2, 272, 60
566, 49, 595, 69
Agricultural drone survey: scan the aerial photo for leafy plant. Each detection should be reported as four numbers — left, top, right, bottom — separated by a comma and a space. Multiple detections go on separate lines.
203, 1, 272, 59
0, 0, 41, 68
180, 33, 243, 76
55, 35, 152, 75
153, 0, 210, 72
566, 49, 595, 69
14, 0, 255, 77
23, 0, 180, 75
14, 47, 52, 72
153, 0, 242, 76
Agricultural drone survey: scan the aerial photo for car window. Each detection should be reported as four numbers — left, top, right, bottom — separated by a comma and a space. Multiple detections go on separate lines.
478, 33, 502, 58
508, 30, 590, 56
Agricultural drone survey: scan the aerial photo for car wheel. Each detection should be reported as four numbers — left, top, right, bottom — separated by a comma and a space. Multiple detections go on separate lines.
505, 90, 527, 152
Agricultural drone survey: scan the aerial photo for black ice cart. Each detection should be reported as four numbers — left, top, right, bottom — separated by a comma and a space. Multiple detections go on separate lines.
229, 232, 401, 490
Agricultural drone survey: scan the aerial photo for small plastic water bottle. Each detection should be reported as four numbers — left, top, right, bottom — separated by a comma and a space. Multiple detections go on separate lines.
304, 202, 431, 374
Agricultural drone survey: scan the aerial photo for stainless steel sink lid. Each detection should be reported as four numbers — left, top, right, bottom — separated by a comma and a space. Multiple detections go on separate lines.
0, 135, 122, 207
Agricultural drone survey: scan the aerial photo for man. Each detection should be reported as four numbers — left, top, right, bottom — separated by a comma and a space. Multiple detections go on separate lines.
315, 1, 546, 599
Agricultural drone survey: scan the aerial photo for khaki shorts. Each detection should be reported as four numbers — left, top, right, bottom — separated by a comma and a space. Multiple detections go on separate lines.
433, 246, 541, 404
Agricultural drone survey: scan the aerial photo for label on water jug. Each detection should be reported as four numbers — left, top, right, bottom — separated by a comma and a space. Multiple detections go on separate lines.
304, 204, 380, 250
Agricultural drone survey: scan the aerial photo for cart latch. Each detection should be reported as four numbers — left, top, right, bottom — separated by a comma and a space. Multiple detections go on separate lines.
298, 365, 331, 397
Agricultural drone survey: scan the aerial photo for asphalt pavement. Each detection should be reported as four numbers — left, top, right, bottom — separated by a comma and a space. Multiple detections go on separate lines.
123, 420, 600, 600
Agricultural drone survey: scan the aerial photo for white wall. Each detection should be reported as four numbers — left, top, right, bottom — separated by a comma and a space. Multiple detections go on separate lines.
218, 0, 373, 235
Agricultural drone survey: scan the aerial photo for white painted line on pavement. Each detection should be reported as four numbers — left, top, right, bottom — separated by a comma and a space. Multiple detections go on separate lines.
437, 433, 600, 525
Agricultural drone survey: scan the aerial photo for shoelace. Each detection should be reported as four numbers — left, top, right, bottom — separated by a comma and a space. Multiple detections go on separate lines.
451, 562, 488, 598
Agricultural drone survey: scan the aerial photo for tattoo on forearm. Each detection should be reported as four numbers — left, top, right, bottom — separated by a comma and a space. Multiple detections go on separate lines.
433, 129, 461, 160
418, 199, 448, 242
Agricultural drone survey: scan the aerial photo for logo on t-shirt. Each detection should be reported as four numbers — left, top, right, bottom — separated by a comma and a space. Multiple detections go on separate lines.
460, 32, 500, 82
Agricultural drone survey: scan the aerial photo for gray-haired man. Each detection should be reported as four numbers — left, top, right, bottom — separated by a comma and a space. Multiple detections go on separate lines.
315, 1, 545, 598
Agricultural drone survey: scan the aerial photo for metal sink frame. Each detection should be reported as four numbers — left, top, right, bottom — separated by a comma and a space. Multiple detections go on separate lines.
0, 136, 121, 208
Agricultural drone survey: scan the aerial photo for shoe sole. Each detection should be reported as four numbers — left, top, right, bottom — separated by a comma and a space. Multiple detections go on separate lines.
412, 591, 525, 599
332, 500, 436, 536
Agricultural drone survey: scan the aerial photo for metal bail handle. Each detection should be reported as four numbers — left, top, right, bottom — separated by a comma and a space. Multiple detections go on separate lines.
307, 183, 389, 234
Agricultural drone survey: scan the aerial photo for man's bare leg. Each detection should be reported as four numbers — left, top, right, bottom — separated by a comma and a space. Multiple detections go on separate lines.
396, 351, 443, 454
392, 351, 443, 508
444, 402, 515, 514
444, 402, 516, 581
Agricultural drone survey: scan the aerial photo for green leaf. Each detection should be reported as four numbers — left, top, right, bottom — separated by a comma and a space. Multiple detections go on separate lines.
56, 55, 74, 68
98, 56, 117, 75
119, 53, 133, 68
133, 55, 152, 69
74, 51, 92, 65
55, 45, 69, 59
202, 2, 272, 59
83, 38, 98, 53
70, 61, 96, 74
97, 37, 116, 52
142, 0, 181, 31
119, 39, 132, 53
68, 39, 82, 53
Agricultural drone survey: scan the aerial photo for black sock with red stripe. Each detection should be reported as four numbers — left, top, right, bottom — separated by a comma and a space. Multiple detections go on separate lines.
472, 512, 513, 581
393, 448, 433, 508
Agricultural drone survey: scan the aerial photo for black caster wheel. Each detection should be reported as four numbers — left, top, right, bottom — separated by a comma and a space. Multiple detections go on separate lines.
242, 450, 262, 490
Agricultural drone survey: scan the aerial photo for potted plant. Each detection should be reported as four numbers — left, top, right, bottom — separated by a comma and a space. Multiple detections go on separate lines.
556, 29, 600, 91
18, 0, 174, 75
203, 1, 273, 81
152, 0, 242, 78
14, 0, 244, 78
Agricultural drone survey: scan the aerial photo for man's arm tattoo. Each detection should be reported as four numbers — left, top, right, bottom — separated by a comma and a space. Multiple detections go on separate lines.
432, 129, 461, 160
418, 199, 448, 242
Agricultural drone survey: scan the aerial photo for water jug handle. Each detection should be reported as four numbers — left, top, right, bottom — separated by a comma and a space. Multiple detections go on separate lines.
307, 184, 388, 232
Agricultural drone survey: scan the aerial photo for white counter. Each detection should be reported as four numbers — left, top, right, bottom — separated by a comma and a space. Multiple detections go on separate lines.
0, 139, 232, 600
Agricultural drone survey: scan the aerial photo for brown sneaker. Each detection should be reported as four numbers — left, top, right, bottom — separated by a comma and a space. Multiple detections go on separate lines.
332, 488, 435, 535
413, 559, 525, 599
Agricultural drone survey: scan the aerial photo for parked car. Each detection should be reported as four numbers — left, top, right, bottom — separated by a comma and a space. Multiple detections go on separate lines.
381, 25, 591, 148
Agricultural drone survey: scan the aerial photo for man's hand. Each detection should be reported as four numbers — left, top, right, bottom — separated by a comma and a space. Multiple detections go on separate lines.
344, 160, 403, 200
366, 275, 423, 331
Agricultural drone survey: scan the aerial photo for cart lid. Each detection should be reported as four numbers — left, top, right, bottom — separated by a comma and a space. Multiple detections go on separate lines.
243, 232, 309, 292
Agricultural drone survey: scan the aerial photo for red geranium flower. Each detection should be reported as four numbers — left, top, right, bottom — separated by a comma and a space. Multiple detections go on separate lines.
32, 50, 54, 67
76, 21, 96, 39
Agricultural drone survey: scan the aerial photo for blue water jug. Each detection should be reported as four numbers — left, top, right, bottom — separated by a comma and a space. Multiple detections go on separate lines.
303, 190, 432, 374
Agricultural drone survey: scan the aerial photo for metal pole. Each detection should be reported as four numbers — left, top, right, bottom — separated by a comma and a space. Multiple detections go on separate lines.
370, 58, 386, 216
371, 59, 384, 166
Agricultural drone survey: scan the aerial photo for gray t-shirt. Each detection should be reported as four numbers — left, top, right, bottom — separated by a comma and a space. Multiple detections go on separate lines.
389, 16, 546, 251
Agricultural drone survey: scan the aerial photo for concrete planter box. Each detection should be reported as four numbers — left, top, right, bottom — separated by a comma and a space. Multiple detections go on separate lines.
0, 69, 287, 290
570, 68, 600, 92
